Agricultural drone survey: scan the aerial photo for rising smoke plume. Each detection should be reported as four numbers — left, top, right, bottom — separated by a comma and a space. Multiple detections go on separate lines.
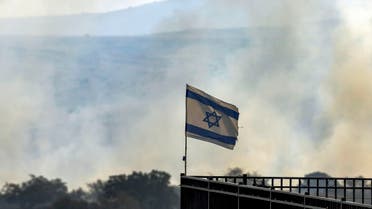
0, 0, 372, 189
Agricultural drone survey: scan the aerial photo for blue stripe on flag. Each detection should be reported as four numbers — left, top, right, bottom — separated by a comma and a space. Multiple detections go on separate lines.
186, 89, 239, 120
186, 124, 237, 145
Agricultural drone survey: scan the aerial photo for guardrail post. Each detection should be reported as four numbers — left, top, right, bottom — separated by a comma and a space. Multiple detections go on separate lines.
307, 179, 310, 194
270, 186, 272, 209
335, 179, 337, 200
208, 180, 210, 209
316, 178, 319, 196
304, 191, 309, 208
280, 178, 283, 191
243, 174, 247, 185
237, 185, 240, 209
370, 179, 372, 205
362, 179, 365, 204
344, 179, 347, 201
341, 197, 345, 209
353, 179, 355, 202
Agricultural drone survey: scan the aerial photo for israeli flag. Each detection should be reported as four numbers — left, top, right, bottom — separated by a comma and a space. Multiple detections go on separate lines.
186, 84, 239, 149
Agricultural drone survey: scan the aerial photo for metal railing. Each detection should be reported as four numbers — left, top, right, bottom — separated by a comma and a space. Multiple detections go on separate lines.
193, 175, 372, 205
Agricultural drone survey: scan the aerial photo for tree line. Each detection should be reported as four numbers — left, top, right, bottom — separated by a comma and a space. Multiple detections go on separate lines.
1, 168, 367, 209
0, 170, 179, 209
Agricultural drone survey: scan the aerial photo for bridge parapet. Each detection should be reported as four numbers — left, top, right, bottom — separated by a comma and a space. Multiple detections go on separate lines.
181, 175, 372, 209
192, 175, 372, 205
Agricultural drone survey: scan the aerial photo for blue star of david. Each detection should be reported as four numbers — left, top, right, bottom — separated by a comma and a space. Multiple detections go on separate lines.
203, 111, 222, 128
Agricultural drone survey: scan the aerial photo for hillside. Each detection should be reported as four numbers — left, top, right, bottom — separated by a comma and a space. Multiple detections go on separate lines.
0, 0, 200, 36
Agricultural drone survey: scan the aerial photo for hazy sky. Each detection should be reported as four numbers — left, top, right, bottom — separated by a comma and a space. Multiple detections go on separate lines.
1, 0, 372, 189
0, 0, 163, 18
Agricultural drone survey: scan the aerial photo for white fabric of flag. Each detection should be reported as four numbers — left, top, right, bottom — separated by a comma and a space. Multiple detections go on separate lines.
186, 84, 239, 149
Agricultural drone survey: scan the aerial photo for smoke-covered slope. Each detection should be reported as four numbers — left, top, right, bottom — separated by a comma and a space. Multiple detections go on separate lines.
2, 18, 371, 188
0, 0, 200, 36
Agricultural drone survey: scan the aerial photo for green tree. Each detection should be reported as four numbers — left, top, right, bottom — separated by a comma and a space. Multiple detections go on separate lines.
99, 170, 178, 209
49, 197, 100, 209
1, 175, 67, 209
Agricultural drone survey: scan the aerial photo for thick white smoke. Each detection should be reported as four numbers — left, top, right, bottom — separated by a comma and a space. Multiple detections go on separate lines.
1, 0, 372, 189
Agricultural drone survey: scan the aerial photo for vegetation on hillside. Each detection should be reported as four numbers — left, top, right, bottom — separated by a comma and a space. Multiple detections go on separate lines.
0, 170, 178, 209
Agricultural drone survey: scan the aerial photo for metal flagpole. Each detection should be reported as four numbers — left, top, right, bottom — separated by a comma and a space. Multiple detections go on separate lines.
184, 132, 187, 175
184, 84, 188, 175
